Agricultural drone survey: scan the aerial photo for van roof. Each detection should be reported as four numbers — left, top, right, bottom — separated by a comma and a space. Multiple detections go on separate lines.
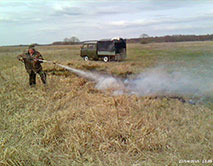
83, 38, 125, 44
83, 41, 97, 44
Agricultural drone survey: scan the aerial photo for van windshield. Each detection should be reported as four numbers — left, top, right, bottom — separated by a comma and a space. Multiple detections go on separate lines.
82, 45, 87, 49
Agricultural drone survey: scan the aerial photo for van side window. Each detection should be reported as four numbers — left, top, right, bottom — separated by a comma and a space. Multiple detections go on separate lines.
88, 44, 95, 49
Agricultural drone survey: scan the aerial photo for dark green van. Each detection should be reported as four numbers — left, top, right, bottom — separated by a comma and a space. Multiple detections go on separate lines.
80, 38, 127, 62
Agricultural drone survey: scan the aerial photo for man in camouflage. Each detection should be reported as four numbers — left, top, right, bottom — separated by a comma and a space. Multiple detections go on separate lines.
17, 45, 47, 86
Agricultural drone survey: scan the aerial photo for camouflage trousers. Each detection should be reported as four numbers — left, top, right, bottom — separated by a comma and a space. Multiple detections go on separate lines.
29, 70, 47, 86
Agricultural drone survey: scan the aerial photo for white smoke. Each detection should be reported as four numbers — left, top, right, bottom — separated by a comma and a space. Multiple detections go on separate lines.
125, 67, 209, 97
57, 64, 213, 99
57, 64, 123, 91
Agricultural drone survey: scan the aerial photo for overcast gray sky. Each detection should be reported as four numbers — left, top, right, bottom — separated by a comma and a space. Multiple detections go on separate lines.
0, 0, 213, 46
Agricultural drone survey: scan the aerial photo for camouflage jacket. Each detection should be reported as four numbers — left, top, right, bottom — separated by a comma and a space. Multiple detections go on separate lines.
17, 51, 44, 73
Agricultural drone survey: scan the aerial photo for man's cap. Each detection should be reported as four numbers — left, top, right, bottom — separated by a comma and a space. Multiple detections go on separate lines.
28, 44, 35, 49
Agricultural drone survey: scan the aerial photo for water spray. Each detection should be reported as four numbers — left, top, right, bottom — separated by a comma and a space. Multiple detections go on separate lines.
39, 59, 212, 104
40, 59, 125, 92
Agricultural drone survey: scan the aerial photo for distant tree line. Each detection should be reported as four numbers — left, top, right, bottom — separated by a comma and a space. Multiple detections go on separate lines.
52, 36, 81, 45
128, 34, 213, 44
51, 34, 213, 45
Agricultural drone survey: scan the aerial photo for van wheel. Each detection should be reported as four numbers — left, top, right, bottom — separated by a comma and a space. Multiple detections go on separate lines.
103, 56, 109, 62
84, 56, 89, 61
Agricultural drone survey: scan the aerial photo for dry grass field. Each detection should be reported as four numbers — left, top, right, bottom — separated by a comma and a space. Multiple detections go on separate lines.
0, 42, 213, 166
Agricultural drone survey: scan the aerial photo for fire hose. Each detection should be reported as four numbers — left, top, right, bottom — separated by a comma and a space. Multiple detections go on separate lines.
37, 59, 56, 64
37, 59, 72, 70
36, 59, 89, 77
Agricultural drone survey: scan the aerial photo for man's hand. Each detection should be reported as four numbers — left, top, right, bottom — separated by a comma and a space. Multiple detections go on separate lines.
33, 59, 38, 62
17, 54, 24, 62
18, 57, 24, 62
34, 58, 43, 63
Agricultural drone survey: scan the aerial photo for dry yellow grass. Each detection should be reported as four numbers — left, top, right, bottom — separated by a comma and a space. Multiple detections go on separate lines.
0, 42, 213, 166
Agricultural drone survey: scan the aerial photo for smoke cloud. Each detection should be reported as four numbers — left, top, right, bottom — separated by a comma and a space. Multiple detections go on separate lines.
57, 63, 213, 101
126, 67, 210, 96
58, 64, 123, 91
